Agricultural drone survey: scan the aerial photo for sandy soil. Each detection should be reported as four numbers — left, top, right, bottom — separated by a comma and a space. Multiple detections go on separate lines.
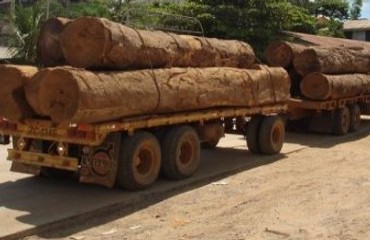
26, 133, 370, 240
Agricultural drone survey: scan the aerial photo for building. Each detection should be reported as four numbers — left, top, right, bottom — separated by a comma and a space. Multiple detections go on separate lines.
343, 19, 370, 42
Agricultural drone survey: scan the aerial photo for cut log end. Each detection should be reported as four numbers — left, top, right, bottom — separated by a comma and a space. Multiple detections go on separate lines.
294, 49, 321, 76
37, 17, 70, 67
61, 17, 108, 69
0, 65, 38, 120
265, 41, 294, 68
38, 69, 80, 123
300, 73, 331, 100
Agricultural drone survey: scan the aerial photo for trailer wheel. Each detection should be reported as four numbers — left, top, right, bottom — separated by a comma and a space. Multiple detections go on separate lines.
258, 116, 285, 155
246, 115, 263, 154
117, 132, 161, 190
161, 126, 200, 180
333, 107, 351, 135
349, 104, 361, 132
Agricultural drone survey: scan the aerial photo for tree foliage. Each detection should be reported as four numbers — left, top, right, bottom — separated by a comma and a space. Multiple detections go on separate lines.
4, 0, 366, 64
350, 0, 363, 19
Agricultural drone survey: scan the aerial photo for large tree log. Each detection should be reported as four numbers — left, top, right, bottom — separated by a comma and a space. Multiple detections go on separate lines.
60, 17, 256, 70
37, 17, 71, 67
293, 47, 370, 76
265, 41, 306, 68
300, 73, 370, 100
0, 65, 38, 120
25, 66, 290, 124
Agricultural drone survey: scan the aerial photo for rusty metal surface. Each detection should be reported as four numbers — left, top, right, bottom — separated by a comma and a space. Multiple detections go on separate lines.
8, 149, 79, 171
288, 95, 370, 113
0, 104, 288, 147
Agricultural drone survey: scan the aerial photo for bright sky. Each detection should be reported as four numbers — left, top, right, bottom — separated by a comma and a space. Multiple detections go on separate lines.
362, 2, 370, 18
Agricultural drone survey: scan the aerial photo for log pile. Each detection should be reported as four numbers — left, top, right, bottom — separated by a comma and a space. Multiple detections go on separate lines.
0, 17, 290, 124
265, 39, 370, 100
25, 66, 289, 123
56, 17, 256, 70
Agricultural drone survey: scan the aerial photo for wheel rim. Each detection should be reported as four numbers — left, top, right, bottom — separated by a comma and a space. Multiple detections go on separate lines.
133, 142, 159, 183
272, 124, 283, 144
271, 121, 284, 148
178, 139, 194, 167
134, 148, 152, 175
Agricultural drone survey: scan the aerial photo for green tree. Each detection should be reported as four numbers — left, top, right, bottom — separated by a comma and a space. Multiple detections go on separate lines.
157, 0, 316, 57
314, 0, 349, 20
350, 0, 363, 19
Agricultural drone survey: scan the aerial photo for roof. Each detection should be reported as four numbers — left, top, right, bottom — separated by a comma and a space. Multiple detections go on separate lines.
283, 31, 370, 51
343, 20, 370, 31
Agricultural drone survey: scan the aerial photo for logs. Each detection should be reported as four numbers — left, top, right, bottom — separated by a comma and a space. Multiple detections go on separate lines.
293, 47, 370, 76
265, 41, 306, 68
0, 65, 38, 120
25, 66, 290, 124
60, 17, 256, 70
300, 73, 370, 100
37, 17, 71, 67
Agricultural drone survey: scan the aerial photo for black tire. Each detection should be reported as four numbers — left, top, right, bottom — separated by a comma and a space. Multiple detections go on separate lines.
258, 116, 285, 155
349, 104, 361, 132
333, 107, 351, 135
246, 115, 263, 154
161, 126, 200, 180
117, 132, 161, 191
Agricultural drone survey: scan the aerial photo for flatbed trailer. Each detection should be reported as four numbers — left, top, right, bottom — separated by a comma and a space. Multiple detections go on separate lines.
287, 94, 370, 135
0, 103, 287, 190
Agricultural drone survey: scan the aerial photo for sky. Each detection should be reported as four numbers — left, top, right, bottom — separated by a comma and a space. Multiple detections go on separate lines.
362, 2, 370, 18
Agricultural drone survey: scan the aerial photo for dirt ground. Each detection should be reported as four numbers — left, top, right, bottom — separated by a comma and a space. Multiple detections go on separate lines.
26, 133, 370, 240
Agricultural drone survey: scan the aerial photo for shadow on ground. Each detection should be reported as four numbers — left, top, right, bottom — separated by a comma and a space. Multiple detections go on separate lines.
1, 118, 370, 239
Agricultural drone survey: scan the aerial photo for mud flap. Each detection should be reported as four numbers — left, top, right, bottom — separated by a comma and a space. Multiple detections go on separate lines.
80, 132, 121, 188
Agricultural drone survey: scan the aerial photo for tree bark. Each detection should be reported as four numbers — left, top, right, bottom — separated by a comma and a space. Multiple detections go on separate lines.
265, 41, 306, 68
0, 64, 38, 120
37, 17, 71, 67
293, 47, 370, 76
300, 73, 370, 100
60, 17, 256, 70
25, 66, 290, 124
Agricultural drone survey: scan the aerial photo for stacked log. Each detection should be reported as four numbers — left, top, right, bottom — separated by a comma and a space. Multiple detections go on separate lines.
0, 17, 291, 124
265, 38, 370, 100
293, 47, 370, 77
0, 65, 38, 120
25, 66, 290, 123
300, 73, 370, 100
265, 41, 306, 68
57, 17, 256, 70
37, 17, 71, 67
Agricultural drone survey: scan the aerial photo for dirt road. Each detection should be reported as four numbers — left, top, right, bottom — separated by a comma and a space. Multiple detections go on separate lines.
24, 129, 370, 240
